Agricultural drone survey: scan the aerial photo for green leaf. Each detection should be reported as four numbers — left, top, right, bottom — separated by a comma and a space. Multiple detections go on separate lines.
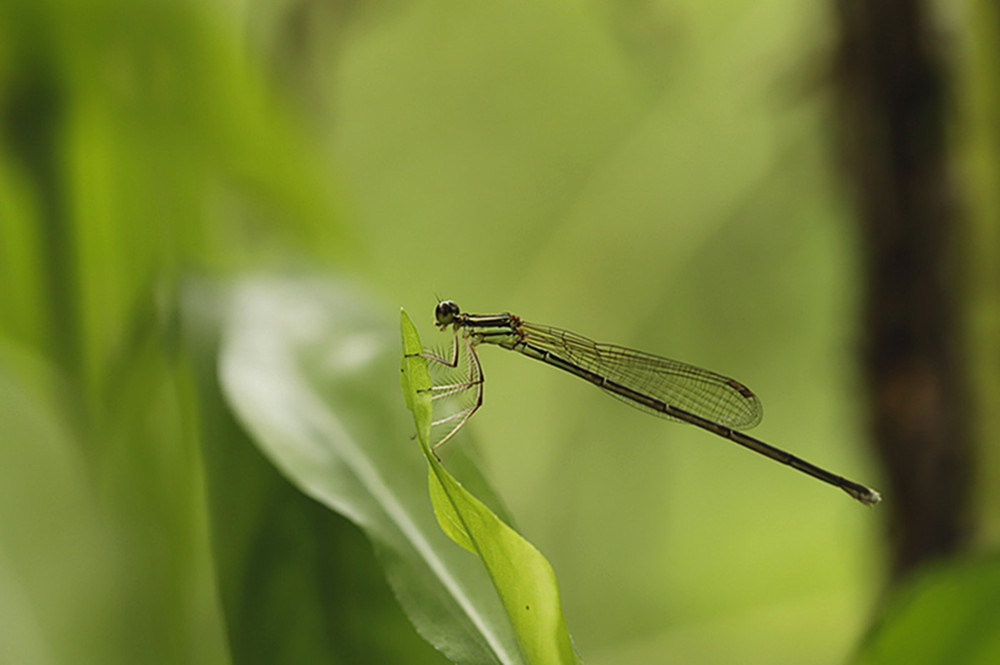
854, 557, 1000, 665
400, 310, 582, 665
216, 278, 524, 665
184, 284, 443, 665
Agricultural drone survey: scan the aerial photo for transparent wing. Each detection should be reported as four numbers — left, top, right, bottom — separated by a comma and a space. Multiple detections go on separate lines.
520, 321, 762, 430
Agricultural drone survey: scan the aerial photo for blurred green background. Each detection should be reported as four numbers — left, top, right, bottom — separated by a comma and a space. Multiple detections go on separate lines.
2, 0, 999, 664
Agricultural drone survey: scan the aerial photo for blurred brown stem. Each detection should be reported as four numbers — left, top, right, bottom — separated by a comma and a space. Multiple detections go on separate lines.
832, 0, 972, 581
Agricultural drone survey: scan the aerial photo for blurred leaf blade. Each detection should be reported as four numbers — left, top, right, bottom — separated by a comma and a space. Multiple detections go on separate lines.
216, 277, 523, 665
854, 558, 1000, 665
0, 352, 119, 665
400, 310, 581, 665
184, 285, 440, 665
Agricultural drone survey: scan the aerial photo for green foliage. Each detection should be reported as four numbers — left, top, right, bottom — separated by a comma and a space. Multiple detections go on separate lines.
2, 0, 999, 663
185, 281, 445, 665
210, 279, 527, 664
855, 558, 1000, 665
401, 311, 581, 665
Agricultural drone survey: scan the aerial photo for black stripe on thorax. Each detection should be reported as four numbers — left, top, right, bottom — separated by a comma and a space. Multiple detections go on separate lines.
462, 313, 516, 329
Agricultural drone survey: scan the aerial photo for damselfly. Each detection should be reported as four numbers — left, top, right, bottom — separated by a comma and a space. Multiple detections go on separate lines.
417, 300, 881, 506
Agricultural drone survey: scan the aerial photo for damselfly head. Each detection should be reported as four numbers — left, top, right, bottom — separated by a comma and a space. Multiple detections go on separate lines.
435, 300, 461, 328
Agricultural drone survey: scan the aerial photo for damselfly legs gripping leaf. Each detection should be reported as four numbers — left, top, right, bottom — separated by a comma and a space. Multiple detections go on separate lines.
415, 300, 881, 506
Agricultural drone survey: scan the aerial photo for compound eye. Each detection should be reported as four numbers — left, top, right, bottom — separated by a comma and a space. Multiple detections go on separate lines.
435, 300, 460, 325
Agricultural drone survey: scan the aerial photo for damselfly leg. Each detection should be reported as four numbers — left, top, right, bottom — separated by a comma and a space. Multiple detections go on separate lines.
416, 328, 485, 455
